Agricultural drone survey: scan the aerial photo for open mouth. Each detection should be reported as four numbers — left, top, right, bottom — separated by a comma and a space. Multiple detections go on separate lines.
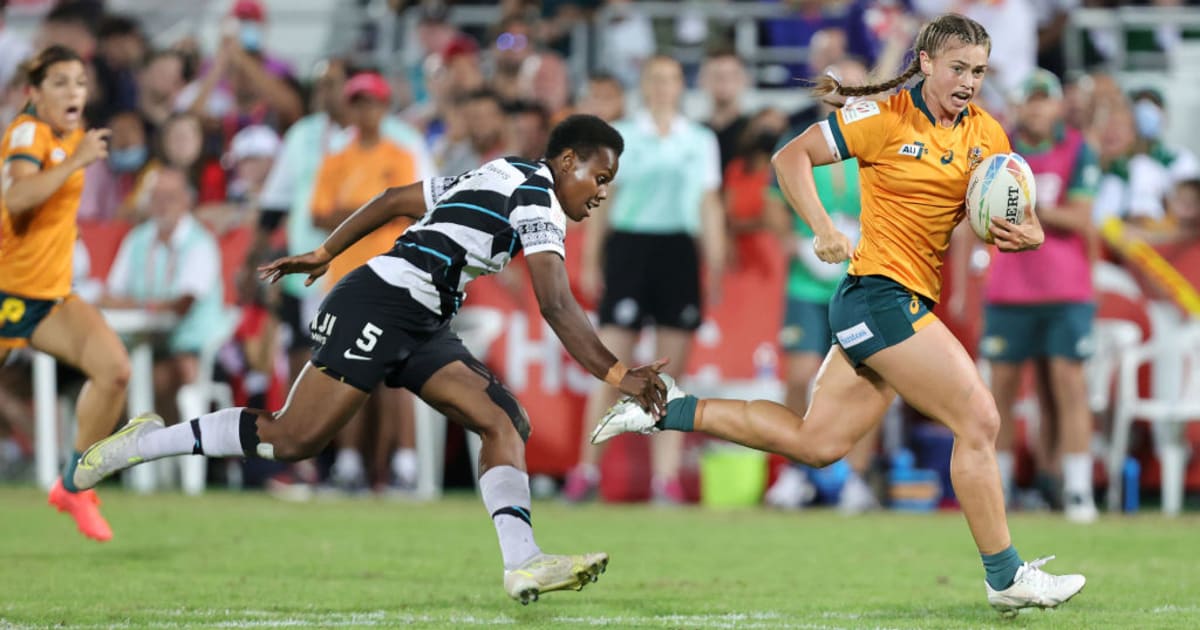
64, 105, 81, 121
950, 91, 972, 107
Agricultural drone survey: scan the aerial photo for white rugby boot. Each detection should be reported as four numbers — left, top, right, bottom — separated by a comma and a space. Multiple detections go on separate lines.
590, 374, 686, 444
73, 413, 165, 490
503, 552, 609, 605
986, 555, 1086, 617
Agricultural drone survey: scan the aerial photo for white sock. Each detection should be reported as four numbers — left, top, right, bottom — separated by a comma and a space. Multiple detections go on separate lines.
479, 465, 541, 570
1062, 452, 1094, 497
391, 448, 418, 484
333, 448, 364, 482
996, 451, 1014, 500
138, 407, 251, 460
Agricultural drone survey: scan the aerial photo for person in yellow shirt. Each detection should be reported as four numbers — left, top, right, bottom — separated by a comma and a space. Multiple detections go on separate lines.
590, 14, 1088, 616
0, 46, 129, 542
311, 72, 420, 492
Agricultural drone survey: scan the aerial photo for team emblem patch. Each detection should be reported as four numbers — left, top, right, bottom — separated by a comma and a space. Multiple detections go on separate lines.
968, 146, 983, 169
840, 100, 880, 124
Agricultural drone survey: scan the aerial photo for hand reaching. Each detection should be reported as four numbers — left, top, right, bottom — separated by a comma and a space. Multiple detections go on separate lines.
258, 248, 332, 286
70, 129, 111, 169
618, 358, 670, 418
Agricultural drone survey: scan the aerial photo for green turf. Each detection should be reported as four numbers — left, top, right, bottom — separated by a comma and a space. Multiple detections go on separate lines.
1, 486, 1197, 629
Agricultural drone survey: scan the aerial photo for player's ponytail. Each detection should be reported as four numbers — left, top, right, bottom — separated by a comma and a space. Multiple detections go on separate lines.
812, 13, 990, 102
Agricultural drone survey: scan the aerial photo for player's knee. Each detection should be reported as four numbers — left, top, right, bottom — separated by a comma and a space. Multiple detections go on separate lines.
481, 380, 530, 442
960, 395, 1002, 450
479, 406, 530, 444
804, 439, 852, 469
99, 355, 132, 392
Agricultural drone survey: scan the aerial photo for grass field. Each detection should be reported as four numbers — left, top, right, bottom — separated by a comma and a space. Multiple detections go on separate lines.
1, 487, 1197, 629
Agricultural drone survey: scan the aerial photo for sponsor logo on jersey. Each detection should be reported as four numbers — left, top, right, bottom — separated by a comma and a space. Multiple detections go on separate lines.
898, 142, 926, 159
841, 100, 880, 124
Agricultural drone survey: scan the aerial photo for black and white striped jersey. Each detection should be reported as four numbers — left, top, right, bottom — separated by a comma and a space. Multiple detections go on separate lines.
365, 157, 566, 319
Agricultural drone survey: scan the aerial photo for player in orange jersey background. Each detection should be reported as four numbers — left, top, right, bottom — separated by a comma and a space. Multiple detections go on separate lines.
0, 45, 129, 542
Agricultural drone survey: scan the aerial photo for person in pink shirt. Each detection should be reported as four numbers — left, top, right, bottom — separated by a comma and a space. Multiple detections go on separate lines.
981, 70, 1100, 523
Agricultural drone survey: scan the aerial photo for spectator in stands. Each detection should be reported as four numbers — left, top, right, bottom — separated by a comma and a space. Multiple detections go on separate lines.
567, 55, 725, 504
506, 99, 551, 160
100, 167, 225, 427
596, 0, 655, 89
699, 49, 750, 174
1092, 102, 1141, 222
722, 108, 788, 275
152, 112, 215, 197
92, 15, 146, 126
35, 3, 97, 61
177, 14, 303, 136
310, 72, 424, 493
488, 13, 571, 117
413, 34, 485, 158
438, 88, 508, 175
0, 1, 32, 103
137, 50, 192, 128
199, 125, 278, 236
1126, 89, 1199, 218
78, 109, 152, 222
575, 72, 625, 123
981, 70, 1101, 523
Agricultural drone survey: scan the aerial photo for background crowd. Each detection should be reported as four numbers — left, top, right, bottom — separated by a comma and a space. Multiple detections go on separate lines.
0, 0, 1197, 517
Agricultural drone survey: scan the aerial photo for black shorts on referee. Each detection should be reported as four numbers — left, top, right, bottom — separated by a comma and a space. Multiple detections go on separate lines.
597, 231, 702, 331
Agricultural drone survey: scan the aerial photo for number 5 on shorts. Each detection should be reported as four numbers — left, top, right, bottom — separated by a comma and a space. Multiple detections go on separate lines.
357, 323, 382, 352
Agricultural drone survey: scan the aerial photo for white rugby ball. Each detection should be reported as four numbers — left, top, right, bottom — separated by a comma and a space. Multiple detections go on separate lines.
965, 153, 1036, 243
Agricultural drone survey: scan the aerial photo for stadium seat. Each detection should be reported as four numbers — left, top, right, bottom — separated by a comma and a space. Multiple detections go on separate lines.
1107, 312, 1200, 516
174, 307, 241, 495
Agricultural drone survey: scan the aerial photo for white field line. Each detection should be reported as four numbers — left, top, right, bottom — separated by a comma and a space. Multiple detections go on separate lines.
5, 605, 1195, 630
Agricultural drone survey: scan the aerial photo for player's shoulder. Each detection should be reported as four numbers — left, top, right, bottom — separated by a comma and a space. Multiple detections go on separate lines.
3, 113, 51, 153
964, 103, 1006, 136
835, 93, 902, 127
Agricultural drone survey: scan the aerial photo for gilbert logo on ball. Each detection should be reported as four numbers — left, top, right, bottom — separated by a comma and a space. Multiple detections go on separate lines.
965, 153, 1036, 243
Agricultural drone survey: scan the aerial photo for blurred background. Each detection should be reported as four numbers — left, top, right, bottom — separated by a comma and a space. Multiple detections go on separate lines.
1, 0, 1199, 520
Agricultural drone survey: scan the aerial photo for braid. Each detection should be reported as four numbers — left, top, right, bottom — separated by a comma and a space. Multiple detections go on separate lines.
810, 13, 990, 102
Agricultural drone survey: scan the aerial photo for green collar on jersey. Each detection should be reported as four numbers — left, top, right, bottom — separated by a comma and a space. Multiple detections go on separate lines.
909, 81, 970, 128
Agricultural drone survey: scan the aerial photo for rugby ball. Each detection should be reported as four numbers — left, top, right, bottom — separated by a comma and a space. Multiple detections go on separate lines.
965, 153, 1036, 243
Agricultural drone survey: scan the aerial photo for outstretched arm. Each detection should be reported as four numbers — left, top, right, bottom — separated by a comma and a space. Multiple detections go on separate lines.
526, 251, 667, 416
259, 181, 428, 285
772, 124, 846, 263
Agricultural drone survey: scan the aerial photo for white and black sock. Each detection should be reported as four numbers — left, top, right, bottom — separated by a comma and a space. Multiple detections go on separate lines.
138, 407, 260, 460
479, 465, 540, 570
1062, 452, 1094, 500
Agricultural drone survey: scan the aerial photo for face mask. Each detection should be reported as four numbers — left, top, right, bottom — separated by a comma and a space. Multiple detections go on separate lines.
240, 23, 263, 53
109, 145, 147, 173
1134, 99, 1163, 140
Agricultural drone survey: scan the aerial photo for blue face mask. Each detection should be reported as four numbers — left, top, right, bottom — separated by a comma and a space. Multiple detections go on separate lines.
109, 146, 147, 173
240, 23, 262, 53
1134, 100, 1163, 141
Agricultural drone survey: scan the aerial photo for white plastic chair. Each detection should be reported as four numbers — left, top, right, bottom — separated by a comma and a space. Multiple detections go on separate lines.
174, 307, 241, 495
1106, 317, 1200, 515
1085, 319, 1145, 415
